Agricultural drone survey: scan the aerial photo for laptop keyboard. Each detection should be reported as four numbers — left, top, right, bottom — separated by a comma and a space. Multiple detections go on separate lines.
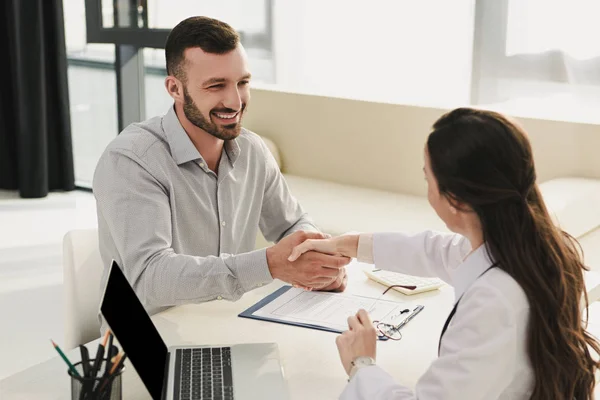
175, 347, 234, 400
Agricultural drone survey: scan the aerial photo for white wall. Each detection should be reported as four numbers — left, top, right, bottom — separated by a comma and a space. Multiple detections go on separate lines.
271, 0, 476, 107
148, 0, 267, 32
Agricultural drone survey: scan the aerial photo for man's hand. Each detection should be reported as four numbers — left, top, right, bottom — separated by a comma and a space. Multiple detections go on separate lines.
267, 231, 350, 290
318, 268, 348, 292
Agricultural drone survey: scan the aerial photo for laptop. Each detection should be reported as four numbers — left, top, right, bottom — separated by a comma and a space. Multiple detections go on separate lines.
100, 260, 289, 400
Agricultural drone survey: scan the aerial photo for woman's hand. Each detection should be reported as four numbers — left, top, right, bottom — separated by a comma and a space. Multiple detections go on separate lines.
288, 234, 359, 262
336, 309, 377, 375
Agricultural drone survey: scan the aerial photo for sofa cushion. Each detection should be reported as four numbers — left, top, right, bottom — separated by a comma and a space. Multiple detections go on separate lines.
284, 175, 447, 236
284, 175, 600, 240
538, 177, 600, 239
580, 227, 600, 271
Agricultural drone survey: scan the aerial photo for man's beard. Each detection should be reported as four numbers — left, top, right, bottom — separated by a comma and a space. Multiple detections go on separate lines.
182, 87, 245, 141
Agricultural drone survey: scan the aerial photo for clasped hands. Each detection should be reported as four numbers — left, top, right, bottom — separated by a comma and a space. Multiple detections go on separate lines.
266, 231, 351, 292
266, 231, 377, 376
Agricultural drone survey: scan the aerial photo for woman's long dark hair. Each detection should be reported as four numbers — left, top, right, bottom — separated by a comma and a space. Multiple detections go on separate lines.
427, 108, 600, 399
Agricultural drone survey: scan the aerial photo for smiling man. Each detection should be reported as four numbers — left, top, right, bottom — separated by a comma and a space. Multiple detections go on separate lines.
93, 16, 349, 318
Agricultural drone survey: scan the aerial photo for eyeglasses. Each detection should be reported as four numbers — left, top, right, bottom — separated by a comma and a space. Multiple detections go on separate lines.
369, 284, 418, 341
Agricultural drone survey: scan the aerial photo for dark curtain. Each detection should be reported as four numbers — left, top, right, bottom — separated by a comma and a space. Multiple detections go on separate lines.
0, 0, 75, 198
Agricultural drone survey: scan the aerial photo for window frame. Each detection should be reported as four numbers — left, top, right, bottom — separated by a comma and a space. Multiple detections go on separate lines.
471, 0, 600, 104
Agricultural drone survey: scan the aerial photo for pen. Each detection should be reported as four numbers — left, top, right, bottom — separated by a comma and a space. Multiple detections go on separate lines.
50, 339, 81, 378
388, 284, 417, 291
78, 345, 92, 400
79, 345, 90, 377
90, 330, 111, 379
395, 305, 424, 330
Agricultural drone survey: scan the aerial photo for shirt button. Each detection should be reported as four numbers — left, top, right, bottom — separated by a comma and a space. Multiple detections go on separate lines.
217, 296, 223, 300
221, 221, 226, 227
257, 283, 263, 287
199, 162, 205, 168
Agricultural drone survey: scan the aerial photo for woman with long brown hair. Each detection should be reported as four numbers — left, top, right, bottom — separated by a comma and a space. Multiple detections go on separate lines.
289, 108, 600, 399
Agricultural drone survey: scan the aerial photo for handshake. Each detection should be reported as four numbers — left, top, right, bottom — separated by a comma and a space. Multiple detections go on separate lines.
265, 231, 359, 292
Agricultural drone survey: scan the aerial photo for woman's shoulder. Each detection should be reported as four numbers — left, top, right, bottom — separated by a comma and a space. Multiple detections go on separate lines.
469, 268, 530, 316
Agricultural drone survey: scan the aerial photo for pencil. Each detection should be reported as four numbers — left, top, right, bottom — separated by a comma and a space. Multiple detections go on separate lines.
104, 332, 115, 376
101, 329, 111, 347
50, 339, 81, 378
108, 351, 125, 375
95, 351, 127, 394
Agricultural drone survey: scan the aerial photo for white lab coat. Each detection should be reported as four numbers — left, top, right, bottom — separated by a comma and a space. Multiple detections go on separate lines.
341, 231, 533, 400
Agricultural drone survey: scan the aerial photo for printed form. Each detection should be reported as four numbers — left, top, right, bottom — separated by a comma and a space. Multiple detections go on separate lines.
253, 287, 411, 331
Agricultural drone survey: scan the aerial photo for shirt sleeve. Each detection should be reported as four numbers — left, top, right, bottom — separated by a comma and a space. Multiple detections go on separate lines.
372, 231, 471, 283
94, 148, 273, 310
256, 138, 320, 242
340, 285, 519, 400
357, 234, 374, 264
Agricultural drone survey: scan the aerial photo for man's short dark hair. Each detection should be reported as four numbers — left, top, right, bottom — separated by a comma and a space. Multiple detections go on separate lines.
165, 16, 240, 81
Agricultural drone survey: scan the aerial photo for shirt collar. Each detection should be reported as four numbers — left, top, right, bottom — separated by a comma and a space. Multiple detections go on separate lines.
451, 243, 495, 303
161, 105, 241, 166
224, 136, 241, 165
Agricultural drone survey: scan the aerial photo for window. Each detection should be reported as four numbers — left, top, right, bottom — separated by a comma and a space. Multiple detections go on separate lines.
268, 0, 476, 108
472, 0, 600, 123
64, 0, 118, 186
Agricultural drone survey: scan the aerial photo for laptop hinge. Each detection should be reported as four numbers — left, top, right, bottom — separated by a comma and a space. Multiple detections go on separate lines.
161, 351, 171, 400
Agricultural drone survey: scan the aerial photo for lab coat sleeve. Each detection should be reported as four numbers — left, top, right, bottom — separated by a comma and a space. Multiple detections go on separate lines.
372, 231, 471, 283
339, 284, 518, 400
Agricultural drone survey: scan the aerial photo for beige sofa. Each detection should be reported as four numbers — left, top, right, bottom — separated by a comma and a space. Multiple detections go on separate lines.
261, 138, 600, 248
247, 88, 600, 265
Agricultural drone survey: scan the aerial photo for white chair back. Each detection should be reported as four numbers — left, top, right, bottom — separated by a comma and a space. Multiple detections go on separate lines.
62, 229, 103, 349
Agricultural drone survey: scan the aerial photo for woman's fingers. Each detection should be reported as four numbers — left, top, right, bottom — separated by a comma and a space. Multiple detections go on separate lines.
303, 231, 330, 240
288, 238, 338, 262
348, 316, 361, 331
356, 309, 374, 327
287, 240, 316, 262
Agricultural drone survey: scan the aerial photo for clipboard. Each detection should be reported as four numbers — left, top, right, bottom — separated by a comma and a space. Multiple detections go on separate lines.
239, 286, 394, 340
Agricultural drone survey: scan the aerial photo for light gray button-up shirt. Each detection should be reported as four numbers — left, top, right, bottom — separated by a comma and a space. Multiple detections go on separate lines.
93, 106, 318, 316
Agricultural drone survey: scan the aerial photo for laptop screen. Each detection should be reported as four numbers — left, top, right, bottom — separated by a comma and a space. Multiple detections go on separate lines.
101, 261, 168, 400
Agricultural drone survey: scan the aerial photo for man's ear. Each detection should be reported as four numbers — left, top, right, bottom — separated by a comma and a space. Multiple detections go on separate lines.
165, 75, 184, 102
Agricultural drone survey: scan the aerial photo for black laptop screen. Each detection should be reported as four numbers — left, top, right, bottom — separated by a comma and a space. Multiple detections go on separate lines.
101, 261, 168, 400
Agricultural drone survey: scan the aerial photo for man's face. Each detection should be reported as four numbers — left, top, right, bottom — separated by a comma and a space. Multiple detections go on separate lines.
180, 45, 251, 140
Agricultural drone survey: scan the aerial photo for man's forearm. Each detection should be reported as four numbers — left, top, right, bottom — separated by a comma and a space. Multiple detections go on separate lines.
129, 248, 273, 310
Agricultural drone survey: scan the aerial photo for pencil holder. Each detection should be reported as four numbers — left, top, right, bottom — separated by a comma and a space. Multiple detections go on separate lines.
68, 359, 124, 400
